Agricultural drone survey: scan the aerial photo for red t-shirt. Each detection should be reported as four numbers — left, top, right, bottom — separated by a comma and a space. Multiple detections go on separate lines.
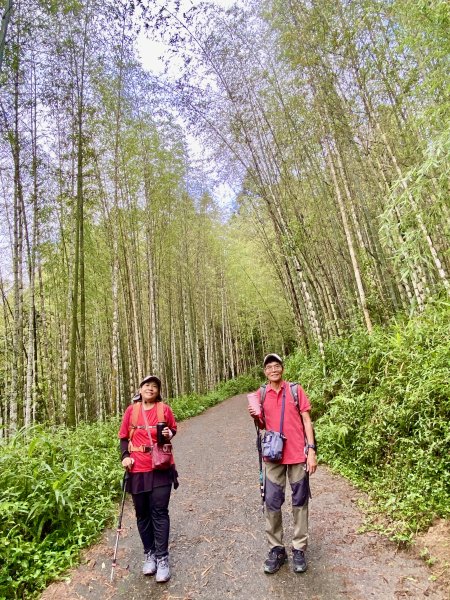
259, 381, 311, 464
118, 402, 177, 473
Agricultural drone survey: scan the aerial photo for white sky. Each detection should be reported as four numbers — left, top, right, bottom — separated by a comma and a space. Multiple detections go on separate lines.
136, 0, 238, 211
136, 0, 237, 76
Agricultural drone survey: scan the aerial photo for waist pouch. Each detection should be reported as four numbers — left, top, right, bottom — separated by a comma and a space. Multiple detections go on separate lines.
261, 430, 286, 462
152, 442, 173, 470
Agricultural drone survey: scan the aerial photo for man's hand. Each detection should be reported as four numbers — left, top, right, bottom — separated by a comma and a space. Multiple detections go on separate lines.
306, 450, 317, 474
248, 405, 260, 418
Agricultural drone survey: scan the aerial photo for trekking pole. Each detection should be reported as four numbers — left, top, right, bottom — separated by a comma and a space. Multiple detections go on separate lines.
110, 469, 129, 583
255, 422, 265, 512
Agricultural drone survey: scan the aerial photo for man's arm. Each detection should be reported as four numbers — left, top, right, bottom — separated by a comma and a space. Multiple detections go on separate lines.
300, 410, 317, 474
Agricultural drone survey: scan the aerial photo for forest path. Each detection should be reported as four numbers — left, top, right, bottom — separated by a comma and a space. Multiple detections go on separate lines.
41, 394, 445, 600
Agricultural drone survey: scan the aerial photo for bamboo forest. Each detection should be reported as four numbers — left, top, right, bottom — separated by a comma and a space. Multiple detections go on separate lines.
0, 0, 449, 598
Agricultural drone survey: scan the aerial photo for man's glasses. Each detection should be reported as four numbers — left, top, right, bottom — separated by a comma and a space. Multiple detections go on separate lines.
265, 365, 282, 372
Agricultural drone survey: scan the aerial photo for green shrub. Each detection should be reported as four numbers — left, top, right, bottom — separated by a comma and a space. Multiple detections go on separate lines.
285, 301, 450, 542
0, 370, 261, 598
0, 420, 123, 599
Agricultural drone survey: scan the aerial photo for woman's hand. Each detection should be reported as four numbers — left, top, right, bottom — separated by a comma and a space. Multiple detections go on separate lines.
121, 457, 134, 469
162, 427, 173, 440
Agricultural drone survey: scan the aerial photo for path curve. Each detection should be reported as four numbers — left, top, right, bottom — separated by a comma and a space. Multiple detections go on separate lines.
41, 394, 445, 600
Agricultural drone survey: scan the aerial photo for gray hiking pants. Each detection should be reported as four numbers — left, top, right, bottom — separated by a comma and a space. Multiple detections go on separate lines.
264, 462, 309, 551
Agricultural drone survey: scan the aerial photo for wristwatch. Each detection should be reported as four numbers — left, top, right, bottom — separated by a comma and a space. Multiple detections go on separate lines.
305, 443, 316, 453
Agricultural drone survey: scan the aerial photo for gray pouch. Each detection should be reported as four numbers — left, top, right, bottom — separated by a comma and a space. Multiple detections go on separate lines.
261, 430, 285, 462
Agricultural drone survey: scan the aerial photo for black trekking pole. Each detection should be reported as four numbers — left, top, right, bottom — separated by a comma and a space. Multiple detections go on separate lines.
110, 469, 129, 583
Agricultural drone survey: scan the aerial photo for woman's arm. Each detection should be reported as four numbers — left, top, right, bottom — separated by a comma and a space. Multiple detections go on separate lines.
163, 405, 177, 439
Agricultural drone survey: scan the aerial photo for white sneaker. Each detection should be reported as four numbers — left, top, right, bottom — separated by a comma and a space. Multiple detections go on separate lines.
142, 551, 156, 575
155, 555, 170, 582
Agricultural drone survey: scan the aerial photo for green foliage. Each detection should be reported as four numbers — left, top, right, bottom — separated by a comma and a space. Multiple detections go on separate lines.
285, 301, 450, 542
0, 372, 260, 598
0, 420, 123, 599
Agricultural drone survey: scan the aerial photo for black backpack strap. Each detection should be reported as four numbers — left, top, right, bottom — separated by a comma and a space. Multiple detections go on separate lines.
290, 381, 317, 456
260, 384, 267, 407
290, 382, 300, 413
259, 384, 267, 424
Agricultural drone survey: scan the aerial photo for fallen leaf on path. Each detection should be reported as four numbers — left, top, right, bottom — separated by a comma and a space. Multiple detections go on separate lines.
222, 570, 236, 578
201, 565, 212, 577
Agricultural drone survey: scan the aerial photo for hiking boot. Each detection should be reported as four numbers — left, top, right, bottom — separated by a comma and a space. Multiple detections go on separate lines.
264, 546, 287, 574
142, 551, 156, 575
155, 555, 170, 583
292, 548, 307, 573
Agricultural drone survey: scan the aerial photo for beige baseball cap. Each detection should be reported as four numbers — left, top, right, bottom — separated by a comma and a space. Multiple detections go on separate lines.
139, 375, 161, 388
263, 353, 283, 367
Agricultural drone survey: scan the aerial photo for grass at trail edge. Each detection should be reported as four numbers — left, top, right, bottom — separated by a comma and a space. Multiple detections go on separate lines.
0, 372, 260, 600
284, 300, 450, 543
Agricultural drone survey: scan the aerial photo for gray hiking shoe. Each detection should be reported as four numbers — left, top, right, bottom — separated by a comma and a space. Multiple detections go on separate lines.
142, 551, 156, 575
264, 546, 287, 574
155, 555, 170, 583
292, 548, 307, 573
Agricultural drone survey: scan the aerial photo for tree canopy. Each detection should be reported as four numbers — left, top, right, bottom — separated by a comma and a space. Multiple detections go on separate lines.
0, 0, 448, 434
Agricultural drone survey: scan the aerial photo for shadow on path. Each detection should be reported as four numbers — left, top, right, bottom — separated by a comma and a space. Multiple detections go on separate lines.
41, 394, 444, 600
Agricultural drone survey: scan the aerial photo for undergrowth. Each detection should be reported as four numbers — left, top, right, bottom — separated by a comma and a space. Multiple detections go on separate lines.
0, 372, 259, 600
284, 300, 450, 543
0, 420, 122, 600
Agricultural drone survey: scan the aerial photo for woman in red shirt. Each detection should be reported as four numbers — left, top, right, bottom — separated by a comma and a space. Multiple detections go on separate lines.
118, 375, 178, 583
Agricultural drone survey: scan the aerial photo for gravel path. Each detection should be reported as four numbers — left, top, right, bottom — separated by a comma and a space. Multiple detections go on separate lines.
41, 394, 445, 600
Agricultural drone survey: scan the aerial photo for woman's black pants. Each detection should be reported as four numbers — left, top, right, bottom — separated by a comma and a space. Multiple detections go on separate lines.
132, 484, 172, 558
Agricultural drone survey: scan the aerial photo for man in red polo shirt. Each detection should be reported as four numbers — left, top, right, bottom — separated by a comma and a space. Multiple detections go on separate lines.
248, 353, 317, 574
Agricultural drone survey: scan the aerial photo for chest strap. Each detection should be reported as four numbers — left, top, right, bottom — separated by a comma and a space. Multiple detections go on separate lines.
128, 402, 166, 453
128, 444, 152, 453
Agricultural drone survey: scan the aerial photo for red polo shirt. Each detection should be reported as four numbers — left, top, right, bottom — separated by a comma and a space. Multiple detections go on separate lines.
259, 381, 311, 464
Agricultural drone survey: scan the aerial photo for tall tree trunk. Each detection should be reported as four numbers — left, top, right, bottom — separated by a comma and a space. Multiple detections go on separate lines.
10, 33, 24, 433
324, 138, 373, 333
0, 0, 13, 74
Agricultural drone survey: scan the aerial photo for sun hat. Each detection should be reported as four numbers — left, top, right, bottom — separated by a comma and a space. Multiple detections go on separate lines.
139, 375, 161, 388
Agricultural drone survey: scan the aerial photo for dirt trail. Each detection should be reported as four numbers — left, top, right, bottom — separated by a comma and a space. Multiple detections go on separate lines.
41, 394, 446, 600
